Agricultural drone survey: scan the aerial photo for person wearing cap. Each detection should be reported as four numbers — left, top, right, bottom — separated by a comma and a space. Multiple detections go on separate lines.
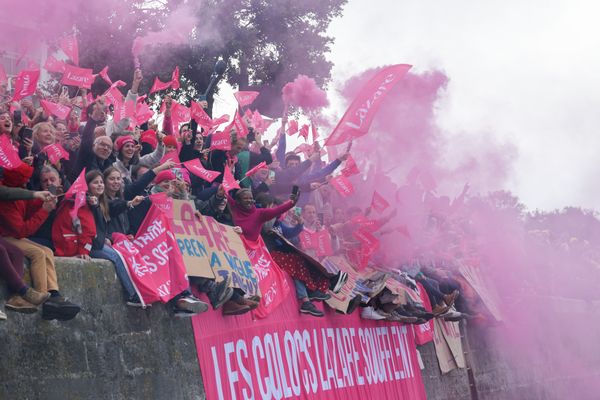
0, 163, 81, 321
112, 132, 165, 185
139, 129, 158, 156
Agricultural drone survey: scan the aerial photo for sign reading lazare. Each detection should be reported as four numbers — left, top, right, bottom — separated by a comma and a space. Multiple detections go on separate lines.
170, 200, 259, 296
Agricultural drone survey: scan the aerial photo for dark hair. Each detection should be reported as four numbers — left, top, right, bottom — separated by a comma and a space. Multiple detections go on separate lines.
285, 154, 301, 166
255, 193, 275, 208
132, 163, 151, 181
179, 123, 190, 134
86, 170, 110, 221
234, 188, 253, 201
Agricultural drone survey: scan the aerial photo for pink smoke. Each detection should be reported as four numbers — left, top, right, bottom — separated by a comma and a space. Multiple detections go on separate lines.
282, 74, 329, 110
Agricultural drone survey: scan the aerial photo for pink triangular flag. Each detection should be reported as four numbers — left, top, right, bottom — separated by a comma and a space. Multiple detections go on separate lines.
329, 175, 354, 197
66, 168, 87, 219
341, 154, 360, 177
298, 124, 309, 141
371, 190, 390, 213
59, 36, 79, 65
0, 135, 22, 169
222, 165, 240, 192
150, 77, 172, 94
42, 143, 70, 164
245, 161, 268, 178
43, 55, 66, 74
170, 66, 180, 90
160, 151, 181, 165
12, 70, 40, 101
233, 91, 259, 107
40, 99, 72, 120
287, 119, 298, 136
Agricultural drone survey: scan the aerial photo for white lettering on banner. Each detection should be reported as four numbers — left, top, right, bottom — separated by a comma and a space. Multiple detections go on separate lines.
344, 73, 397, 131
208, 326, 417, 399
19, 74, 31, 96
133, 219, 166, 247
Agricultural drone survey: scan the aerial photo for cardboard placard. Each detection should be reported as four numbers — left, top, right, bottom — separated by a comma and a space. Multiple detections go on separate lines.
323, 256, 359, 313
170, 200, 260, 296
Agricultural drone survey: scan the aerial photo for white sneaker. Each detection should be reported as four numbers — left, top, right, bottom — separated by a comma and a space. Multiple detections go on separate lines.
0, 309, 7, 321
361, 306, 388, 320
175, 295, 209, 314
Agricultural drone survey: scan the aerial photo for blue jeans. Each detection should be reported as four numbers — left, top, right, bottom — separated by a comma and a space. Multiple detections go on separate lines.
90, 244, 136, 298
294, 279, 308, 300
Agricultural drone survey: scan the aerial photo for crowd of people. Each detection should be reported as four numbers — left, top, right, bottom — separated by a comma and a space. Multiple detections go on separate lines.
0, 67, 478, 326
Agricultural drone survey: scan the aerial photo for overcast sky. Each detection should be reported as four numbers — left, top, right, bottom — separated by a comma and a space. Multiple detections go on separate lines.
324, 0, 600, 211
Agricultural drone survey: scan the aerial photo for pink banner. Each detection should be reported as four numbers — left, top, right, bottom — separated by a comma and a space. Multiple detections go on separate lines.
413, 283, 434, 345
325, 64, 412, 146
42, 143, 70, 164
59, 36, 79, 65
44, 55, 67, 74
341, 155, 360, 178
371, 190, 390, 213
231, 111, 249, 138
183, 159, 221, 183
242, 236, 290, 319
61, 64, 95, 89
112, 203, 189, 304
191, 286, 426, 400
329, 175, 355, 198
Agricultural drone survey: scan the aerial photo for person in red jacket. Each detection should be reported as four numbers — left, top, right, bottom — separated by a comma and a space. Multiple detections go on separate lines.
0, 162, 81, 321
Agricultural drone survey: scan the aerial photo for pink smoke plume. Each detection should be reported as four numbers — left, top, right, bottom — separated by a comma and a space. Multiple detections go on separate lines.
282, 74, 329, 110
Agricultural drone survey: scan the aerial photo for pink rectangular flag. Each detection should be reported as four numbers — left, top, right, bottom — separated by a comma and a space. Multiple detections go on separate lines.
98, 66, 113, 85
371, 190, 390, 213
287, 119, 298, 136
135, 102, 154, 126
0, 135, 22, 170
113, 99, 136, 124
12, 70, 40, 101
111, 204, 189, 305
42, 143, 70, 164
341, 154, 360, 177
329, 174, 354, 197
160, 151, 180, 165
103, 86, 124, 106
40, 99, 71, 120
244, 161, 268, 178
191, 101, 212, 127
182, 159, 221, 183
299, 230, 316, 250
59, 36, 79, 65
43, 55, 66, 74
61, 64, 95, 89
170, 66, 180, 90
314, 229, 333, 258
353, 228, 381, 255
149, 192, 174, 220
325, 64, 412, 146
210, 114, 230, 128
298, 124, 309, 141
222, 165, 240, 192
233, 91, 259, 107
209, 129, 231, 151
172, 102, 191, 124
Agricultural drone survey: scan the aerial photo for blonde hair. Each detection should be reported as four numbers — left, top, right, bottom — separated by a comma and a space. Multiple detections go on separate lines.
32, 122, 55, 144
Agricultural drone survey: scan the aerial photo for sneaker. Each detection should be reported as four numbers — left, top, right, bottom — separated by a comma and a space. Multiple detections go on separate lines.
329, 271, 348, 294
176, 295, 209, 315
42, 296, 81, 321
5, 296, 38, 314
174, 309, 197, 318
386, 311, 419, 324
248, 295, 261, 303
208, 282, 234, 310
361, 306, 388, 320
0, 309, 7, 320
346, 296, 362, 315
126, 294, 150, 308
307, 290, 331, 301
23, 288, 50, 306
222, 300, 251, 316
234, 297, 259, 311
440, 308, 464, 322
300, 301, 324, 317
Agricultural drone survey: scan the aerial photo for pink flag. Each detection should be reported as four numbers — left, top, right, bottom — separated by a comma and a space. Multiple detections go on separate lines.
371, 190, 390, 213
61, 64, 95, 89
111, 204, 189, 305
245, 161, 268, 178
329, 175, 354, 197
171, 102, 191, 124
314, 229, 333, 258
160, 151, 180, 165
42, 143, 70, 164
98, 66, 113, 85
149, 192, 174, 220
242, 236, 290, 319
182, 159, 221, 183
251, 110, 266, 133
191, 101, 211, 127
103, 86, 124, 106
341, 154, 360, 177
244, 108, 253, 119
150, 77, 172, 94
43, 55, 66, 74
222, 165, 240, 192
311, 124, 319, 142
12, 70, 40, 101
210, 129, 231, 151
40, 99, 71, 120
299, 230, 316, 250
113, 99, 136, 124
353, 228, 381, 255
59, 36, 79, 65
170, 66, 180, 90
0, 64, 6, 84
0, 135, 22, 170
233, 91, 259, 107
325, 64, 412, 146
298, 124, 309, 141
65, 169, 87, 220
287, 119, 298, 136
231, 111, 248, 138
210, 114, 230, 128
135, 102, 154, 126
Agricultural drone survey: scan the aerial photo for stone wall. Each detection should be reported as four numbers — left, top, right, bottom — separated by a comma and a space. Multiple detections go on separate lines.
2, 260, 596, 399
